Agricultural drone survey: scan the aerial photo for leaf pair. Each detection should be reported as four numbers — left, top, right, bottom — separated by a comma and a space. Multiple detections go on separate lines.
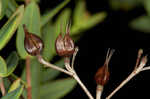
0, 52, 19, 77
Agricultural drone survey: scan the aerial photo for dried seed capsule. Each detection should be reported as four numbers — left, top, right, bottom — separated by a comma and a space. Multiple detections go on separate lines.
95, 64, 110, 86
55, 23, 75, 57
95, 49, 115, 86
23, 24, 44, 56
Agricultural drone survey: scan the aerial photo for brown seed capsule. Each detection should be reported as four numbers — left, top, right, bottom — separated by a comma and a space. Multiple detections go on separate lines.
55, 23, 75, 57
23, 24, 44, 56
95, 49, 115, 86
95, 65, 110, 86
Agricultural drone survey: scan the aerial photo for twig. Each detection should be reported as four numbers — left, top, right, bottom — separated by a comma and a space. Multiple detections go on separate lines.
141, 66, 150, 71
106, 71, 136, 99
37, 55, 73, 76
96, 85, 103, 99
71, 47, 79, 69
0, 77, 5, 96
106, 53, 147, 99
26, 56, 32, 99
73, 72, 94, 99
37, 51, 94, 99
64, 56, 94, 99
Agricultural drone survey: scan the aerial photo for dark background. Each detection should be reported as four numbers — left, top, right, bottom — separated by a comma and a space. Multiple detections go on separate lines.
39, 0, 150, 99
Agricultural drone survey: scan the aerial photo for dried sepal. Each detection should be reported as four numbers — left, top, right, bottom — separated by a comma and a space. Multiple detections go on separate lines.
23, 24, 44, 56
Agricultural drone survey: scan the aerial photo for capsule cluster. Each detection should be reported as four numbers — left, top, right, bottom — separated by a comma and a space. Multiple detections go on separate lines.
23, 24, 75, 57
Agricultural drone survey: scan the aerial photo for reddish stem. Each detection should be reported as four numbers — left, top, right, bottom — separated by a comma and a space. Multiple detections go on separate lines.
26, 56, 32, 99
0, 77, 6, 96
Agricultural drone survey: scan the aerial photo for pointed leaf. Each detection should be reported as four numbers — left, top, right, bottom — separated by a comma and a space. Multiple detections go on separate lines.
73, 0, 86, 25
130, 15, 150, 32
41, 59, 64, 82
144, 0, 150, 16
42, 23, 55, 61
0, 5, 24, 50
8, 78, 21, 93
0, 56, 7, 77
0, 0, 9, 19
41, 0, 70, 26
16, 2, 41, 59
0, 52, 19, 77
54, 8, 71, 37
40, 78, 77, 99
5, 51, 19, 77
1, 85, 24, 99
71, 12, 107, 35
5, 0, 18, 18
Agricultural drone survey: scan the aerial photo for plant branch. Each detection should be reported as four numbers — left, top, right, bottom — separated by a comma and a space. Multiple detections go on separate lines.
37, 55, 73, 76
26, 56, 32, 99
37, 50, 94, 99
96, 85, 103, 99
71, 47, 79, 69
64, 56, 94, 99
106, 54, 147, 99
0, 77, 5, 96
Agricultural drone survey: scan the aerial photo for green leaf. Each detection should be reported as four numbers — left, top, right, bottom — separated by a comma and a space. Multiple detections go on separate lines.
0, 56, 7, 77
54, 8, 71, 37
73, 0, 86, 25
8, 78, 21, 93
109, 0, 141, 11
42, 23, 55, 61
41, 59, 64, 82
5, 0, 18, 18
130, 15, 150, 32
71, 12, 107, 35
0, 0, 1, 17
1, 85, 24, 99
0, 52, 19, 77
0, 5, 24, 50
5, 51, 19, 76
144, 0, 150, 16
16, 2, 41, 59
0, 0, 9, 19
40, 78, 77, 99
41, 0, 70, 27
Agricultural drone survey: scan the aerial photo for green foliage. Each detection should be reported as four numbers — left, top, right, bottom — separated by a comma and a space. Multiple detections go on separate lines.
0, 51, 19, 77
109, 0, 141, 11
130, 0, 150, 33
0, 0, 106, 98
1, 85, 24, 99
0, 5, 24, 50
40, 78, 77, 99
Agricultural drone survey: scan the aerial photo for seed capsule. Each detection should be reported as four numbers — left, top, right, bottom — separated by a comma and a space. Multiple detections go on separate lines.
23, 24, 44, 56
55, 23, 75, 57
95, 65, 110, 86
95, 49, 115, 86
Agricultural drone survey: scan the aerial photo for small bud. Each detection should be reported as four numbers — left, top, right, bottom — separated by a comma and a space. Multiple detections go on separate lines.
55, 23, 75, 57
95, 65, 110, 86
23, 24, 44, 56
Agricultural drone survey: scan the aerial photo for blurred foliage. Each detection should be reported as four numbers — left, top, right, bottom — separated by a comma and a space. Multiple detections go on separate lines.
109, 0, 142, 11
130, 0, 150, 33
109, 0, 150, 33
0, 0, 106, 98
